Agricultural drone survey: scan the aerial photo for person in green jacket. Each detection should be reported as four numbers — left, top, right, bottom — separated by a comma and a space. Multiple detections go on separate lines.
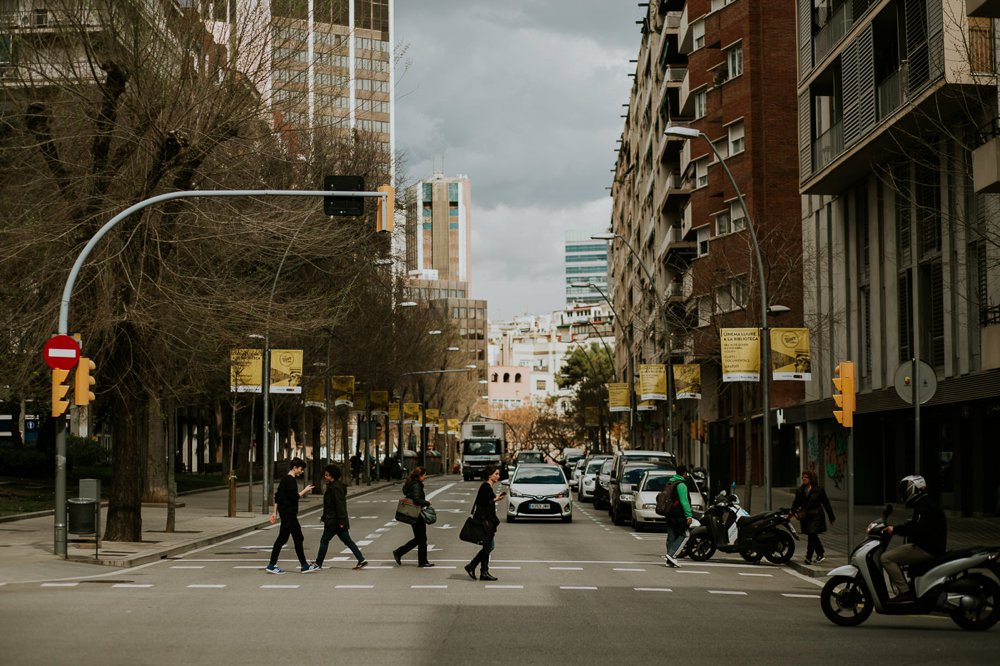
664, 465, 692, 568
312, 465, 367, 570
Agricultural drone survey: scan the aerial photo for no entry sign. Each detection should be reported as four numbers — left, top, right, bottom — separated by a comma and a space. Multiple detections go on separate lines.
43, 334, 81, 370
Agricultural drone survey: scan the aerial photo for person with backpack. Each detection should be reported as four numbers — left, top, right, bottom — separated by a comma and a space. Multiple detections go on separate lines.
658, 465, 692, 568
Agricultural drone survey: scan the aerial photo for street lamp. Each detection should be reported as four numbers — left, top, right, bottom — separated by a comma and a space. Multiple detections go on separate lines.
248, 332, 270, 514
571, 281, 635, 447
664, 124, 774, 511
591, 231, 676, 454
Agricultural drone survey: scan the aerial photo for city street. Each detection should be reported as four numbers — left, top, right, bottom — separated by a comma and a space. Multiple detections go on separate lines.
2, 478, 996, 665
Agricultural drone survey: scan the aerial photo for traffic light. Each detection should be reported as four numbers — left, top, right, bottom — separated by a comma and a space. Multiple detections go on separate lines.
832, 361, 856, 428
323, 175, 365, 216
376, 184, 394, 233
74, 357, 96, 406
52, 367, 71, 417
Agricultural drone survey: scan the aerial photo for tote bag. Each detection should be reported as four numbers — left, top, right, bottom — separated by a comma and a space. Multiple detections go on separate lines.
395, 499, 422, 525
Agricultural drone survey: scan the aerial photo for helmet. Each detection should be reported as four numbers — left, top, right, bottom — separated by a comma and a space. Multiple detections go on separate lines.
899, 475, 927, 507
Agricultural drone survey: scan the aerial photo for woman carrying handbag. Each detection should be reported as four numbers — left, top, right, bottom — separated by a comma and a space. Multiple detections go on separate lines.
790, 469, 836, 565
464, 466, 505, 581
393, 467, 434, 567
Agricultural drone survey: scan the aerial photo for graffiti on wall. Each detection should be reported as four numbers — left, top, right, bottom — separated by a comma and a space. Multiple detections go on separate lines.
823, 430, 848, 490
806, 433, 819, 475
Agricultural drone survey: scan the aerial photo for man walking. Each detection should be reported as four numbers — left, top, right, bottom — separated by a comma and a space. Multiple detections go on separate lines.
312, 465, 368, 570
266, 458, 316, 574
663, 465, 693, 568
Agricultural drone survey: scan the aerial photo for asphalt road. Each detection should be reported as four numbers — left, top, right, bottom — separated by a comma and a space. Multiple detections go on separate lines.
2, 478, 996, 665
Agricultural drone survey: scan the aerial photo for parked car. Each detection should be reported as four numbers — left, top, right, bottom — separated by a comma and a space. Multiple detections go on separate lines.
509, 450, 546, 478
608, 451, 677, 520
631, 470, 706, 531
592, 458, 614, 510
578, 455, 611, 502
611, 461, 673, 526
569, 458, 587, 490
505, 463, 572, 523
561, 447, 586, 480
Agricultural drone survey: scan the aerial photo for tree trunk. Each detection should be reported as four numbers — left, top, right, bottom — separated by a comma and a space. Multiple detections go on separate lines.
104, 393, 146, 542
143, 394, 168, 503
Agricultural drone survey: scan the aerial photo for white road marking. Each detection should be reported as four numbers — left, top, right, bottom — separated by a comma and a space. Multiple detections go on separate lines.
432, 524, 457, 529
783, 567, 826, 588
41, 582, 78, 587
188, 584, 226, 589
170, 566, 204, 569
261, 584, 299, 589
113, 584, 153, 588
635, 587, 672, 592
739, 572, 773, 577
782, 593, 821, 599
490, 566, 521, 570
433, 566, 457, 569
240, 546, 271, 550
335, 584, 374, 589
359, 516, 378, 519
485, 585, 523, 589
355, 540, 374, 546
411, 585, 448, 589
613, 568, 646, 572
364, 534, 379, 539
550, 567, 583, 571
708, 590, 748, 595
676, 570, 711, 575
560, 586, 598, 590
375, 528, 391, 532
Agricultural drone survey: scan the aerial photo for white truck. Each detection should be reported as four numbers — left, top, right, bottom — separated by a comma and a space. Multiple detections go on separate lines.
460, 421, 506, 482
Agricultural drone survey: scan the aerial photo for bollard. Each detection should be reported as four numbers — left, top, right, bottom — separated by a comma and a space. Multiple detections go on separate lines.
228, 474, 237, 517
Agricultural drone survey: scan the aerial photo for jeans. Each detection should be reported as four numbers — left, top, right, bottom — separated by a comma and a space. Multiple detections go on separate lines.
268, 515, 308, 568
396, 519, 429, 564
468, 538, 496, 574
666, 519, 689, 557
315, 525, 365, 566
882, 543, 932, 594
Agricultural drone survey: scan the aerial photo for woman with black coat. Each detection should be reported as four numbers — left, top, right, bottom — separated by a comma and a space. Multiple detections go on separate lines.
790, 469, 836, 564
464, 466, 505, 581
393, 467, 434, 567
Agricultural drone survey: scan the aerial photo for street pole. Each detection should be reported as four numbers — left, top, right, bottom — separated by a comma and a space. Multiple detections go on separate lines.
419, 382, 427, 470
262, 342, 271, 514
664, 127, 772, 511
247, 394, 255, 512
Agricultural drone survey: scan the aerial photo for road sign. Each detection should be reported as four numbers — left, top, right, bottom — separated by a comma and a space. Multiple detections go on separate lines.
893, 360, 937, 405
43, 334, 81, 370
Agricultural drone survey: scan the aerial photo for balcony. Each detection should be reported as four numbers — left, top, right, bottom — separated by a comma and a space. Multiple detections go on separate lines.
678, 3, 692, 54
968, 0, 1000, 17
654, 169, 691, 212
811, 120, 843, 173
656, 226, 695, 262
680, 203, 694, 240
813, 3, 850, 65
973, 133, 1000, 193
681, 269, 694, 300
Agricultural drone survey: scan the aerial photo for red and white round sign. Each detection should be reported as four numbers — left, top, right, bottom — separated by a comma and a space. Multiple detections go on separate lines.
43, 334, 81, 370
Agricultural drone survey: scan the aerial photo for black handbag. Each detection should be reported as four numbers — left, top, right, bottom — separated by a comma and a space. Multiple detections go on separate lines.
459, 516, 489, 545
421, 506, 438, 525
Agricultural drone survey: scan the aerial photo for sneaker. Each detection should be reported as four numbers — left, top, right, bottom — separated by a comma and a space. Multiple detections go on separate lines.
302, 563, 321, 573
814, 555, 825, 564
804, 557, 813, 565
665, 554, 680, 568
353, 560, 368, 570
265, 565, 285, 575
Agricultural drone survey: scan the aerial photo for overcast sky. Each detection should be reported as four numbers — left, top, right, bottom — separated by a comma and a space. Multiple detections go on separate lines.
394, 1, 641, 320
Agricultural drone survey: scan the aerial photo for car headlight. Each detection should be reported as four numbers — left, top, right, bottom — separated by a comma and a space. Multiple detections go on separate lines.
642, 503, 657, 510
620, 493, 633, 502
510, 489, 526, 498
599, 481, 609, 488
551, 491, 568, 499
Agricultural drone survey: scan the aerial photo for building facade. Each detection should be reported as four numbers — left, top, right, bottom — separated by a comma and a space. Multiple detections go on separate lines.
405, 172, 472, 284
564, 230, 610, 307
609, 0, 803, 486
796, 0, 1000, 512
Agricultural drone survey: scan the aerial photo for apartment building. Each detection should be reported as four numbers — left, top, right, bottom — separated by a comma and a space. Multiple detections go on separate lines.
609, 0, 803, 485
405, 172, 472, 284
564, 230, 610, 307
797, 0, 1000, 512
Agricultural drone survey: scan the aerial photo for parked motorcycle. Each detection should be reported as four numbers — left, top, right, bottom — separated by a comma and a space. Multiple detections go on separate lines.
821, 504, 1000, 631
683, 491, 798, 564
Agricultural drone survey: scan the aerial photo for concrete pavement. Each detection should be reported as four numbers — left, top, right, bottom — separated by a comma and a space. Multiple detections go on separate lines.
0, 479, 398, 584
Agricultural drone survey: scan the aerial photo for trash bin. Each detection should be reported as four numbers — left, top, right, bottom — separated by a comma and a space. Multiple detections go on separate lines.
67, 498, 98, 536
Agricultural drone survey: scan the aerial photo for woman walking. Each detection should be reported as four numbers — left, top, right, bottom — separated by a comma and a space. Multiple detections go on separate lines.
464, 465, 504, 581
393, 467, 434, 567
790, 469, 836, 565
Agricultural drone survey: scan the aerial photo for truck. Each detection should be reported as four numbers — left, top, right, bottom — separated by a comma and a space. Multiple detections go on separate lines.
460, 421, 506, 482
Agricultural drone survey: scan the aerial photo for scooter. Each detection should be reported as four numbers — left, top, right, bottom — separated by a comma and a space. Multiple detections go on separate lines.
821, 504, 1000, 631
683, 490, 798, 564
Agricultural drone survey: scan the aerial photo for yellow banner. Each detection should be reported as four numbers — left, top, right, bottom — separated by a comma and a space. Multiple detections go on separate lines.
403, 402, 420, 423
389, 403, 400, 421
607, 382, 630, 412
639, 364, 667, 401
637, 398, 657, 411
352, 392, 368, 413
269, 349, 303, 394
230, 348, 262, 393
370, 390, 389, 415
304, 378, 325, 407
674, 364, 702, 400
771, 328, 812, 381
721, 328, 760, 382
448, 418, 460, 434
437, 418, 447, 431
331, 376, 354, 407
425, 408, 439, 422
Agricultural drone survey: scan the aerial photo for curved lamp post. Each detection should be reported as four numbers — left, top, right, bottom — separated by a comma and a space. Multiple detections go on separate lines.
664, 124, 773, 511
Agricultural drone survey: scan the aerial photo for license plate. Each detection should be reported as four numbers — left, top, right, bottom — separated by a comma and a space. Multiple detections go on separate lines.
528, 503, 549, 510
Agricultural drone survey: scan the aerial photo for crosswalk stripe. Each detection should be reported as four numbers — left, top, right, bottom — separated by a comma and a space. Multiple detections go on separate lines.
41, 582, 78, 587
187, 584, 226, 589
782, 593, 820, 599
261, 584, 299, 589
634, 587, 672, 592
113, 584, 153, 588
708, 590, 747, 595
559, 586, 598, 590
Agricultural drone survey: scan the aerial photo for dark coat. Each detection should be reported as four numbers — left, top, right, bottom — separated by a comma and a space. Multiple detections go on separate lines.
895, 494, 947, 555
791, 484, 835, 535
322, 480, 349, 530
472, 481, 500, 537
403, 479, 429, 507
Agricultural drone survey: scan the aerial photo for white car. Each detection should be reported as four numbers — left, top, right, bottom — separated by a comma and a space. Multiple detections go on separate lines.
505, 464, 572, 523
569, 458, 586, 490
578, 455, 611, 502
631, 470, 706, 531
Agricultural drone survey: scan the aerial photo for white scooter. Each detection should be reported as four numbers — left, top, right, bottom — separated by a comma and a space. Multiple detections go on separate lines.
820, 504, 1000, 631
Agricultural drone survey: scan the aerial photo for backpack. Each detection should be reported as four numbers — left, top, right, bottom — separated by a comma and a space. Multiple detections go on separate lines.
655, 479, 684, 517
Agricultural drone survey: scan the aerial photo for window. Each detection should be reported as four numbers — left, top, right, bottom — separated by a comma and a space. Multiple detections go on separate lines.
696, 226, 710, 256
730, 201, 747, 231
693, 90, 707, 119
695, 158, 709, 189
514, 373, 522, 383
503, 373, 510, 383
728, 121, 745, 155
715, 210, 731, 235
692, 20, 705, 50
536, 380, 546, 391
731, 277, 747, 308
491, 373, 498, 382
727, 44, 744, 78
715, 286, 732, 312
698, 296, 713, 327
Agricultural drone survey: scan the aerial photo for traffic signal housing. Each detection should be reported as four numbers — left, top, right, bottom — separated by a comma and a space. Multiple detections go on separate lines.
832, 361, 856, 428
75, 357, 96, 406
376, 184, 394, 233
52, 367, 71, 417
323, 175, 365, 216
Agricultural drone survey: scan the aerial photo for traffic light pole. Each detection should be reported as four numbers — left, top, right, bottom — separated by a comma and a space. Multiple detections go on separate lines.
53, 188, 389, 557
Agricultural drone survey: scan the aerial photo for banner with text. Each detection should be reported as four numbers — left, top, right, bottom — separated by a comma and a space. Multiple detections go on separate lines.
403, 402, 420, 424
304, 378, 325, 408
721, 328, 760, 382
388, 402, 400, 422
230, 348, 262, 393
370, 390, 389, 416
268, 349, 303, 394
637, 398, 657, 412
771, 328, 812, 381
331, 376, 354, 407
607, 382, 631, 412
673, 364, 702, 400
639, 364, 668, 401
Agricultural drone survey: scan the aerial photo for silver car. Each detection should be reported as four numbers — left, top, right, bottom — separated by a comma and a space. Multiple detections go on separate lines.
631, 470, 706, 531
506, 463, 573, 523
578, 455, 610, 502
569, 458, 586, 490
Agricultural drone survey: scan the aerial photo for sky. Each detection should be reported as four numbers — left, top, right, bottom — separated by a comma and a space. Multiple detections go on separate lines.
394, 1, 641, 320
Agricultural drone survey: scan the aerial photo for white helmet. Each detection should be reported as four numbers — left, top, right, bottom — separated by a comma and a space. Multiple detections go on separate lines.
899, 475, 927, 507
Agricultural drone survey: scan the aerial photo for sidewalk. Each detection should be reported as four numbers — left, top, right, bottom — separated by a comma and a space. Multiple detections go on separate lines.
0, 479, 397, 584
754, 486, 1000, 577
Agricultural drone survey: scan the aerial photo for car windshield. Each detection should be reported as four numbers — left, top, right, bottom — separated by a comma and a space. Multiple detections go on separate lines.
514, 467, 565, 484
622, 466, 656, 484
641, 475, 673, 491
463, 440, 500, 455
586, 459, 606, 474
626, 454, 676, 466
600, 460, 612, 474
517, 452, 545, 464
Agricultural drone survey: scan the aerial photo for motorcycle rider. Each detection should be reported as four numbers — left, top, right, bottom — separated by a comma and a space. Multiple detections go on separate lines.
883, 475, 947, 602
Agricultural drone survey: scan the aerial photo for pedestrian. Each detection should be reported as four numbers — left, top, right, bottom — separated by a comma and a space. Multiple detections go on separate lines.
311, 465, 368, 571
392, 466, 434, 567
790, 469, 836, 565
464, 465, 505, 581
663, 465, 692, 568
350, 453, 362, 483
266, 458, 317, 574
